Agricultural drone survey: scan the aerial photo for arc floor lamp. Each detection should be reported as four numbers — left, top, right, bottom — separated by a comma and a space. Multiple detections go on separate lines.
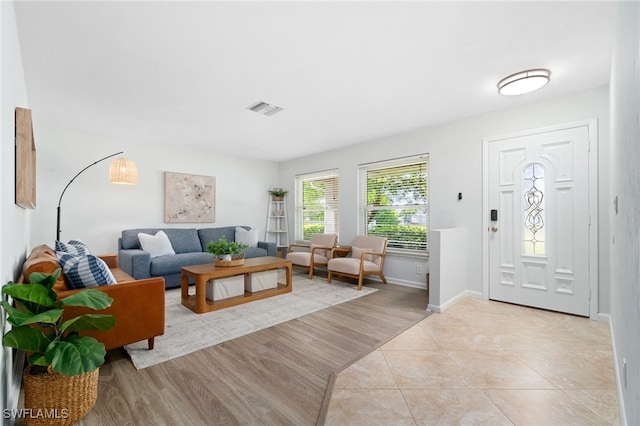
56, 151, 137, 241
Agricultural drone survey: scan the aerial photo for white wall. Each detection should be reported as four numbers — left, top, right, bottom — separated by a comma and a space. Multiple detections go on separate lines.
279, 86, 610, 313
428, 228, 468, 312
1, 0, 30, 419
29, 125, 280, 254
609, 2, 640, 424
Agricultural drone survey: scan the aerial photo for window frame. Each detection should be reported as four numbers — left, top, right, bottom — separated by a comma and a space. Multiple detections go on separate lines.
358, 154, 429, 258
294, 169, 340, 243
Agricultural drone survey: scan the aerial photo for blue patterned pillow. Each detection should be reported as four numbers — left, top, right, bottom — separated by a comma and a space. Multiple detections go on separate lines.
55, 239, 91, 256
56, 253, 116, 289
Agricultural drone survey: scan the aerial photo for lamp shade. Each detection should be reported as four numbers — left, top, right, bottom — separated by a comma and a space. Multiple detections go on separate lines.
109, 157, 138, 184
497, 69, 550, 96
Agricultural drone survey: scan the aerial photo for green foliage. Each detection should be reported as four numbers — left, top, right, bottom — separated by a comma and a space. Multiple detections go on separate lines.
303, 224, 326, 240
365, 165, 428, 251
1, 269, 115, 376
368, 224, 428, 250
268, 188, 289, 197
206, 235, 248, 257
373, 209, 398, 225
366, 169, 427, 207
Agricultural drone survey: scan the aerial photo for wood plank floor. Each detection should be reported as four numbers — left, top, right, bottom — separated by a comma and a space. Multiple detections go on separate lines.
77, 277, 429, 426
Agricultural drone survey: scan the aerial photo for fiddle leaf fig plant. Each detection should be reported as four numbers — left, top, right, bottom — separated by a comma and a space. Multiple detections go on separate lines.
1, 268, 115, 376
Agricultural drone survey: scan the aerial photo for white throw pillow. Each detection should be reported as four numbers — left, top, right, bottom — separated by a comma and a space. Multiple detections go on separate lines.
138, 231, 176, 258
235, 227, 259, 247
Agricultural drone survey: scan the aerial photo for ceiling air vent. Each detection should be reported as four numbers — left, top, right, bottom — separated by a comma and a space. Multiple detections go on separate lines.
246, 101, 283, 116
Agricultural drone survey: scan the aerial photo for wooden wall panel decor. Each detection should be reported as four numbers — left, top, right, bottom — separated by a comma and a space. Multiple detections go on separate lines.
164, 172, 215, 223
15, 107, 36, 209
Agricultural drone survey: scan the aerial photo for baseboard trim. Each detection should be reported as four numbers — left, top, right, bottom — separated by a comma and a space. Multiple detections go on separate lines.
385, 277, 427, 290
605, 314, 628, 426
427, 289, 482, 313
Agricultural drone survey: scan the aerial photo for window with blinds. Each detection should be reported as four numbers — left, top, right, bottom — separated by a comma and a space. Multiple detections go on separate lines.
295, 170, 340, 242
358, 155, 429, 255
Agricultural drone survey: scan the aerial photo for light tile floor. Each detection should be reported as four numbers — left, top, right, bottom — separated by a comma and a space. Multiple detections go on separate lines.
325, 297, 620, 425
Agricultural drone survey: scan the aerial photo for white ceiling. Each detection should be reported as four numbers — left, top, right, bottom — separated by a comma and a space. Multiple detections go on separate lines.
14, 1, 617, 162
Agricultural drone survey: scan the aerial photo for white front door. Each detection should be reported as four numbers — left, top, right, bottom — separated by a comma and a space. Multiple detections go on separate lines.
487, 125, 592, 316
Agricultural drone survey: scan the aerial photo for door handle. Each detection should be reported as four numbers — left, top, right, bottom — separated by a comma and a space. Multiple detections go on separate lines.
490, 226, 498, 232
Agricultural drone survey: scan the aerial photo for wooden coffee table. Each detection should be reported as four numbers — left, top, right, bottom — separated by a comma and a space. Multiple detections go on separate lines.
181, 256, 292, 314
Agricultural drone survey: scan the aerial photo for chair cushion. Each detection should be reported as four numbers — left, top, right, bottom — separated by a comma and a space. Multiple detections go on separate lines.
352, 236, 387, 266
351, 246, 373, 262
138, 231, 176, 258
287, 251, 329, 267
56, 253, 116, 289
310, 234, 338, 257
328, 257, 379, 275
287, 251, 310, 266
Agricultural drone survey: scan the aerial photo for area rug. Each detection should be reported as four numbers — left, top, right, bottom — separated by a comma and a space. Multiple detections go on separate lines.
124, 272, 377, 369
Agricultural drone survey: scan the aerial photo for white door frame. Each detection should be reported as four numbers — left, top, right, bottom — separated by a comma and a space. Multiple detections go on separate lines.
482, 119, 599, 319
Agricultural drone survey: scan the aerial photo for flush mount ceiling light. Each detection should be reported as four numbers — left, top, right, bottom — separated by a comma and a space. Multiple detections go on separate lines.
247, 101, 284, 116
497, 69, 551, 96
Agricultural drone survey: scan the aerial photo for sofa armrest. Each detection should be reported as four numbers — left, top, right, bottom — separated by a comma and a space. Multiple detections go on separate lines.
258, 241, 277, 257
119, 249, 151, 279
59, 277, 166, 351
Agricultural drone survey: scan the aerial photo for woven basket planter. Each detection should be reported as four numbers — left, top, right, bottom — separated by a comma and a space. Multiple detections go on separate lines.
215, 257, 245, 267
214, 253, 245, 267
22, 366, 99, 425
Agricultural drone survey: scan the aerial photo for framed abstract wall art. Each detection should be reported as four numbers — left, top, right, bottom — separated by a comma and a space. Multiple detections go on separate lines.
164, 172, 215, 223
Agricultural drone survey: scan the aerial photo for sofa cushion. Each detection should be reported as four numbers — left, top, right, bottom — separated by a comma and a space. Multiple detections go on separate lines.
138, 231, 176, 258
235, 227, 259, 247
121, 228, 201, 254
243, 246, 268, 259
198, 227, 239, 251
56, 253, 117, 289
22, 245, 69, 292
150, 252, 214, 276
55, 239, 91, 256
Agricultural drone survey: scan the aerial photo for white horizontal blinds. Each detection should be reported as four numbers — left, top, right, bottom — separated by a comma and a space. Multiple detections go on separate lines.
360, 155, 429, 254
295, 170, 340, 241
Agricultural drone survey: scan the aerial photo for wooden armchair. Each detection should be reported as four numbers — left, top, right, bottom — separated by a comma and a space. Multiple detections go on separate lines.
286, 233, 338, 279
327, 236, 387, 290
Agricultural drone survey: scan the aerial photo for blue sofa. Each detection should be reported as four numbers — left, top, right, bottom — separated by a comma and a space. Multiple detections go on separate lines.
118, 226, 277, 289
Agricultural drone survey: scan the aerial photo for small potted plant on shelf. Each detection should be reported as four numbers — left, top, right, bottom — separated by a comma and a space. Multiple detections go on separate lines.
1, 268, 115, 425
207, 235, 249, 264
268, 188, 288, 201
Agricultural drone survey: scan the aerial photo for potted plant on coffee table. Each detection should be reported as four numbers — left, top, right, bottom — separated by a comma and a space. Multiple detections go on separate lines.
207, 235, 248, 266
1, 268, 115, 425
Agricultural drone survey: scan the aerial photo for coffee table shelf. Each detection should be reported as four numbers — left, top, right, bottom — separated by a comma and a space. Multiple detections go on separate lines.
181, 256, 292, 314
